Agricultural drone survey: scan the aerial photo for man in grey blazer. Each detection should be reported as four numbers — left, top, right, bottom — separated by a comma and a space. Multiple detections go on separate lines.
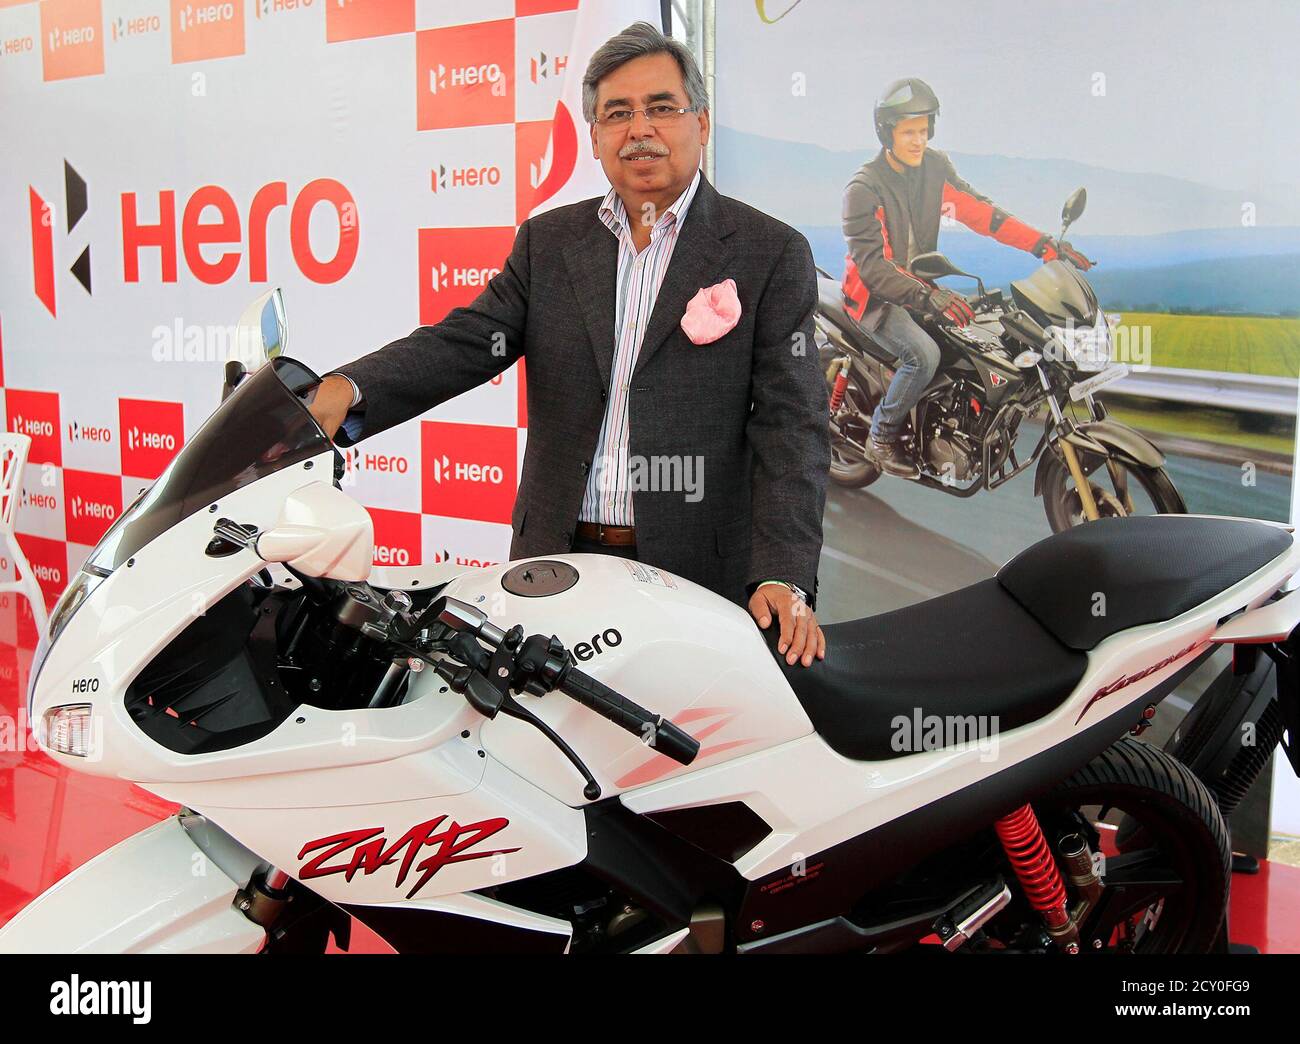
311, 22, 830, 667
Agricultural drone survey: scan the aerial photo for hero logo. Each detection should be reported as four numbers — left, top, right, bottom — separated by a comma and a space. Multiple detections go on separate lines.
428, 262, 500, 294
22, 490, 58, 511
70, 495, 115, 521
32, 562, 63, 586
348, 452, 409, 475
29, 160, 91, 317
2, 36, 35, 55
111, 15, 162, 40
48, 24, 95, 50
121, 179, 359, 284
529, 51, 567, 84
573, 628, 623, 662
431, 163, 502, 194
68, 420, 112, 443
428, 61, 502, 95
255, 0, 313, 18
11, 415, 54, 441
373, 544, 409, 566
430, 454, 504, 486
177, 3, 236, 32
126, 427, 175, 453
429, 548, 499, 568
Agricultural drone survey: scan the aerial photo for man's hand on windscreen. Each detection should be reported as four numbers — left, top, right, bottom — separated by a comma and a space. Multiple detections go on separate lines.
309, 374, 355, 440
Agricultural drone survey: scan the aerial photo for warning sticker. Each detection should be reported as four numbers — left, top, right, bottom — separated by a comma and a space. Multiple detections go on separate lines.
621, 560, 679, 589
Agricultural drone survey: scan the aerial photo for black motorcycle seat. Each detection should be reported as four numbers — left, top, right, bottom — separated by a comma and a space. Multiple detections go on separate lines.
997, 515, 1291, 651
765, 578, 1087, 762
767, 516, 1291, 762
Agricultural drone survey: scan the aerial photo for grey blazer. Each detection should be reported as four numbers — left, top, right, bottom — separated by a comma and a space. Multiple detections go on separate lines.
336, 176, 830, 608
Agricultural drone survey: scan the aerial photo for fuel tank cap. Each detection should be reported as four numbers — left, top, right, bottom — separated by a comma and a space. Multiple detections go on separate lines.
501, 559, 579, 597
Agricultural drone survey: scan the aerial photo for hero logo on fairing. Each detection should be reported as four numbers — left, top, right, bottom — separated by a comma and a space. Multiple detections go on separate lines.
297, 816, 520, 898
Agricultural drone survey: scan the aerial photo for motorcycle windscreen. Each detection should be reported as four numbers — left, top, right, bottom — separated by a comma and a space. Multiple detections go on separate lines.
1010, 260, 1099, 326
86, 357, 332, 573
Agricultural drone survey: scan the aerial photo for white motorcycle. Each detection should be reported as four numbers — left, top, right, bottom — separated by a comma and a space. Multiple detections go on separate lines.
4, 290, 1300, 955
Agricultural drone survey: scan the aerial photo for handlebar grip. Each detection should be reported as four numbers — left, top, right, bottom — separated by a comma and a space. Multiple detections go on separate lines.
559, 667, 699, 766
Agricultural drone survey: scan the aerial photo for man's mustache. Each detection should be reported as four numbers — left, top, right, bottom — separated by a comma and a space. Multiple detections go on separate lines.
619, 141, 670, 158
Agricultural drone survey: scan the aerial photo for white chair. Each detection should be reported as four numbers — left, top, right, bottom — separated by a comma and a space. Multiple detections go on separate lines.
0, 433, 50, 636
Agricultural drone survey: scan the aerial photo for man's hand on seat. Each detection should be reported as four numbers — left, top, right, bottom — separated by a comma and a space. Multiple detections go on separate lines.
308, 374, 355, 440
750, 586, 825, 667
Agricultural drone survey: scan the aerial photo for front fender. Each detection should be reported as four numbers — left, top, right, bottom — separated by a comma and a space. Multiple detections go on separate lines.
0, 815, 265, 954
1033, 420, 1168, 497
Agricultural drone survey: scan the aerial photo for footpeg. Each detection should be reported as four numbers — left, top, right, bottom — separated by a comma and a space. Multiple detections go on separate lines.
935, 878, 1012, 951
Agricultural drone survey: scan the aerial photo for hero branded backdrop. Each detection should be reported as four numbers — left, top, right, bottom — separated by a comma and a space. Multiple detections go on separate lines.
0, 0, 661, 650
0, 0, 655, 915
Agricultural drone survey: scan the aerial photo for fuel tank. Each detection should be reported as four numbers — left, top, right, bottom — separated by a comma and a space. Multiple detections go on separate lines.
437, 554, 814, 805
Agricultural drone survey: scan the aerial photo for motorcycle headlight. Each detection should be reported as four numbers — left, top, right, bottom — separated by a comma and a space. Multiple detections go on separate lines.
1048, 316, 1111, 372
28, 568, 104, 717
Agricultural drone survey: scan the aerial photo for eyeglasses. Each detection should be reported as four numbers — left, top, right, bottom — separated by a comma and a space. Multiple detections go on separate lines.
595, 104, 698, 126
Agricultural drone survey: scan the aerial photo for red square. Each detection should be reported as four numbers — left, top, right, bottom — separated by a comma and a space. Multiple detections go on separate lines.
416, 19, 514, 131
63, 469, 123, 547
366, 506, 420, 567
515, 0, 578, 14
418, 226, 516, 325
326, 0, 413, 43
119, 398, 184, 480
170, 0, 245, 64
14, 533, 67, 610
5, 389, 61, 467
41, 0, 105, 82
514, 119, 553, 225
420, 421, 516, 524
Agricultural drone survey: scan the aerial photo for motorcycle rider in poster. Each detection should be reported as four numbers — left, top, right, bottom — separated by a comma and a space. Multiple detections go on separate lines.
842, 77, 1095, 477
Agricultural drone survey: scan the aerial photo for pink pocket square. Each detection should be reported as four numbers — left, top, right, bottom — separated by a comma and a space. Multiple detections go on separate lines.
680, 278, 741, 345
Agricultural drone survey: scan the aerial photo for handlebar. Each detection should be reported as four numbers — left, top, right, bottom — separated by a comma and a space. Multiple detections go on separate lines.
428, 596, 699, 766
557, 664, 699, 764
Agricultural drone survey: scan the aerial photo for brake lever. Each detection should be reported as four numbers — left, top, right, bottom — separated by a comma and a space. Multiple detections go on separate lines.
421, 633, 604, 800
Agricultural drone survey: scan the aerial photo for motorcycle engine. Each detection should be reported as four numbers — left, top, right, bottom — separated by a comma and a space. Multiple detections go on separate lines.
923, 383, 982, 481
927, 436, 974, 481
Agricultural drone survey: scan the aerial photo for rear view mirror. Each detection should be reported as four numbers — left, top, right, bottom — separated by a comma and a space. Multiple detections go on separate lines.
909, 251, 972, 282
1062, 188, 1087, 226
233, 288, 288, 370
256, 482, 373, 581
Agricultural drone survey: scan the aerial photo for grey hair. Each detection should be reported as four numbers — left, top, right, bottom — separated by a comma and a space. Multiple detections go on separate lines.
582, 21, 708, 124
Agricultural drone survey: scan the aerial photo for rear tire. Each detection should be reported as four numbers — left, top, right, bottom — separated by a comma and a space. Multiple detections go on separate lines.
1032, 738, 1231, 953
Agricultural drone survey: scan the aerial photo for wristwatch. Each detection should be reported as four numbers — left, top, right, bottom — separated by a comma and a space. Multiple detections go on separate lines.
758, 579, 808, 604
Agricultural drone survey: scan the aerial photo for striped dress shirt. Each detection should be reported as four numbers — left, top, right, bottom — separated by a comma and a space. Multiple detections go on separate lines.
578, 168, 701, 525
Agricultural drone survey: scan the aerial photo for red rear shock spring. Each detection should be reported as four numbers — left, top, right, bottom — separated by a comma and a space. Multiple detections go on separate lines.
994, 804, 1069, 929
829, 359, 850, 414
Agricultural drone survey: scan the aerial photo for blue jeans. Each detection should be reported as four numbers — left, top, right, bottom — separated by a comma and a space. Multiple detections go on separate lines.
869, 304, 941, 439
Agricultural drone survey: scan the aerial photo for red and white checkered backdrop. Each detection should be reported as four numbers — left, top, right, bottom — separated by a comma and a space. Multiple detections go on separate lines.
0, 0, 661, 664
